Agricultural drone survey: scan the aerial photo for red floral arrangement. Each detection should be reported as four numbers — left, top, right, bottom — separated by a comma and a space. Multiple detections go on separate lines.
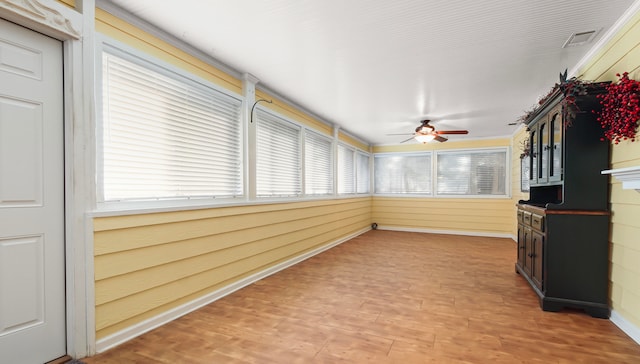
596, 72, 640, 143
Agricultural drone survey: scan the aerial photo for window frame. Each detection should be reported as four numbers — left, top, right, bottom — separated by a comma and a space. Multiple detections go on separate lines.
304, 129, 335, 197
435, 147, 510, 198
373, 152, 433, 195
96, 38, 246, 210
254, 108, 303, 198
337, 143, 356, 195
373, 147, 511, 198
95, 36, 373, 213
355, 151, 371, 194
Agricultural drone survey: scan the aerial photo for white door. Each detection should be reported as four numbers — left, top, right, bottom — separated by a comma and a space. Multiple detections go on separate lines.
0, 18, 66, 363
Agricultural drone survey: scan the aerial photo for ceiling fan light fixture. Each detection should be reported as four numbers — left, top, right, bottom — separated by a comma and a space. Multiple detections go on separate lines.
414, 133, 436, 143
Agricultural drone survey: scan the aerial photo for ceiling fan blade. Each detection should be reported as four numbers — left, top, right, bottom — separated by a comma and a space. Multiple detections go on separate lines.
400, 136, 415, 143
436, 130, 469, 135
434, 135, 448, 142
386, 133, 414, 136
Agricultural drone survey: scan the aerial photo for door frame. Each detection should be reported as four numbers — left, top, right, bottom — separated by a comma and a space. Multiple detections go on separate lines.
0, 0, 95, 358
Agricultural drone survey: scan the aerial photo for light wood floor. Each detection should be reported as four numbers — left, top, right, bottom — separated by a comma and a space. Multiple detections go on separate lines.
82, 230, 640, 363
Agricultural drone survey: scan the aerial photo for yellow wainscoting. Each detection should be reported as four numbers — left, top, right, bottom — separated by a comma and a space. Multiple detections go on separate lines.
372, 197, 513, 236
94, 197, 372, 339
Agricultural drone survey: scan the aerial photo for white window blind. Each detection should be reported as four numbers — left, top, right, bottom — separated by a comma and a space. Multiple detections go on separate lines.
100, 51, 243, 202
356, 152, 370, 194
256, 109, 302, 197
436, 150, 507, 195
374, 153, 431, 194
304, 130, 333, 195
337, 144, 355, 194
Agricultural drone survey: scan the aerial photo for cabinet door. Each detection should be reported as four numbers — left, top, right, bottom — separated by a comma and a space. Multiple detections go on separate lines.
538, 119, 549, 184
517, 223, 526, 269
531, 230, 544, 290
523, 227, 533, 277
548, 109, 563, 183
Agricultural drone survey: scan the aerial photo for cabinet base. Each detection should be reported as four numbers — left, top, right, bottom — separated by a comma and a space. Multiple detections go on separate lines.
515, 263, 610, 319
541, 297, 610, 319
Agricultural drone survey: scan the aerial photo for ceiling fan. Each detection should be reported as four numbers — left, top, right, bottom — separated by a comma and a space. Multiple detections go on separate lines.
400, 120, 469, 143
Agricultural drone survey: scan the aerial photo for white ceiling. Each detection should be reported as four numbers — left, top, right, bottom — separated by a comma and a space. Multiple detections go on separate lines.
104, 0, 637, 145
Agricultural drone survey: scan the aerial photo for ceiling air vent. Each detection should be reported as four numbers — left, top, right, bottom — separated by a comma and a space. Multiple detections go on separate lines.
562, 30, 598, 48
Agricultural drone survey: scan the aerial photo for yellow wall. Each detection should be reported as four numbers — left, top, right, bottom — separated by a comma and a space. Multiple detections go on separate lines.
94, 198, 371, 339
339, 131, 370, 152
255, 89, 334, 137
511, 126, 530, 236
577, 9, 640, 328
371, 138, 514, 236
57, 0, 75, 8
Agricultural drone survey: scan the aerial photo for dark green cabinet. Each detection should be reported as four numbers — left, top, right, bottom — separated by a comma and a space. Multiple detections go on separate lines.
516, 86, 610, 318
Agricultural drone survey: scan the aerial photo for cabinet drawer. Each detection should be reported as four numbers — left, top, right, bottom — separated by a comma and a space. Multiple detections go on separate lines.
531, 213, 544, 232
523, 211, 532, 226
517, 209, 524, 223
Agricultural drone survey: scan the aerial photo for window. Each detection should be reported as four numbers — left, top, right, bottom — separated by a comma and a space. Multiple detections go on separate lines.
255, 109, 302, 197
305, 130, 333, 195
374, 153, 432, 194
99, 49, 243, 203
337, 144, 355, 194
356, 152, 370, 194
437, 149, 507, 195
373, 148, 509, 197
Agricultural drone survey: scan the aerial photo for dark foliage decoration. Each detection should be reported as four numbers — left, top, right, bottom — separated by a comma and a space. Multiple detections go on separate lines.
518, 70, 602, 127
596, 72, 640, 144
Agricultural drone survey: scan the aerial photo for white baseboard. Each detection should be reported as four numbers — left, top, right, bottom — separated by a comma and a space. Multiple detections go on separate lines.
377, 225, 513, 239
610, 310, 640, 345
95, 227, 370, 353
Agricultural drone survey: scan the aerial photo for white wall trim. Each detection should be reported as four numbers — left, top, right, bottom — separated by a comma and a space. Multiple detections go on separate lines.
94, 227, 370, 353
0, 0, 80, 39
610, 310, 640, 345
378, 225, 513, 239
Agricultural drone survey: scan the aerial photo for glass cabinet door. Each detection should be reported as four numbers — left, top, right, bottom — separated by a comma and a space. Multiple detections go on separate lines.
529, 128, 537, 184
539, 120, 549, 184
549, 110, 563, 183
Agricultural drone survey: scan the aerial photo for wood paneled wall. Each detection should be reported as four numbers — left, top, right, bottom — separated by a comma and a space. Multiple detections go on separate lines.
577, 8, 640, 330
372, 197, 513, 236
94, 198, 372, 339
